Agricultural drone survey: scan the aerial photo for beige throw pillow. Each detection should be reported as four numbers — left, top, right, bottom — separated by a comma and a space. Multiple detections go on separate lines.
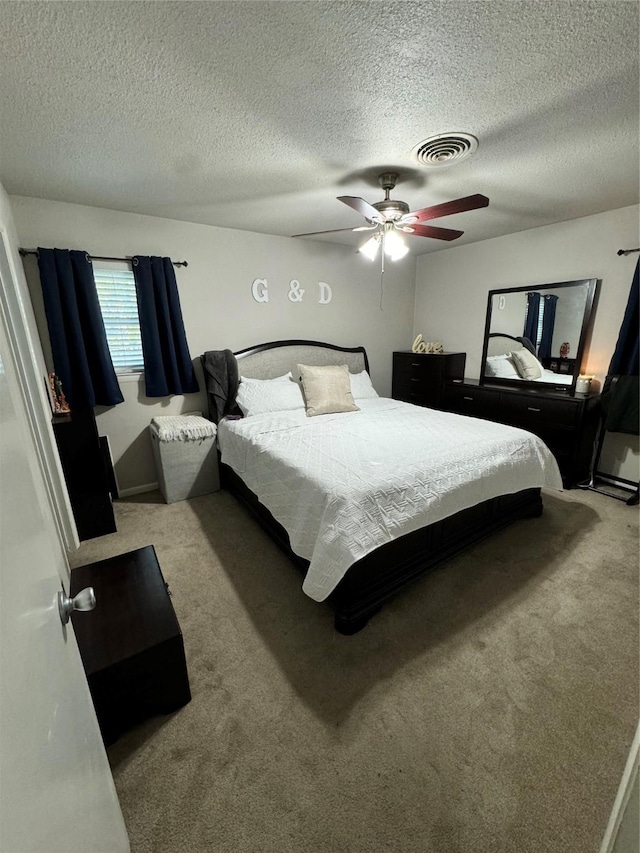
511, 347, 543, 380
297, 364, 360, 417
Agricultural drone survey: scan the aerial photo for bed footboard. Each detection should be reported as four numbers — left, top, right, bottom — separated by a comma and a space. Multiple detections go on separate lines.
330, 488, 542, 633
220, 460, 542, 634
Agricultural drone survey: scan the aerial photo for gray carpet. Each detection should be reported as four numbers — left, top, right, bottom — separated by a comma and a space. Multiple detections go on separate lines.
70, 486, 639, 853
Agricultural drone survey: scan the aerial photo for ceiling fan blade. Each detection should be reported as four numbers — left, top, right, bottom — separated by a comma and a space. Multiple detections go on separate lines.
402, 223, 464, 241
337, 195, 385, 221
405, 194, 489, 223
291, 226, 368, 238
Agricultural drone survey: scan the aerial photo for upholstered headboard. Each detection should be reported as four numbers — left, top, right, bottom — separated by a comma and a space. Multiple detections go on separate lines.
486, 333, 526, 358
234, 339, 369, 379
201, 340, 369, 423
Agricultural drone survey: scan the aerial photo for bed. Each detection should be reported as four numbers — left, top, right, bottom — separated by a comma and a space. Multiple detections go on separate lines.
485, 333, 574, 385
203, 340, 562, 634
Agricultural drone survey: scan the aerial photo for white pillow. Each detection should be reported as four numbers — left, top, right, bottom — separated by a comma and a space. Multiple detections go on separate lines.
297, 363, 360, 417
236, 373, 304, 416
485, 354, 520, 379
510, 347, 544, 380
349, 370, 379, 400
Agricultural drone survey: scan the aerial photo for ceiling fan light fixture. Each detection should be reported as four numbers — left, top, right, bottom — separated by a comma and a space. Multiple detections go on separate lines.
297, 172, 488, 248
390, 244, 410, 261
383, 229, 409, 260
359, 234, 381, 261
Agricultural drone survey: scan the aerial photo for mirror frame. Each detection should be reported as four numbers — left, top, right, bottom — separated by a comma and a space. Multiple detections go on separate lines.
480, 278, 597, 396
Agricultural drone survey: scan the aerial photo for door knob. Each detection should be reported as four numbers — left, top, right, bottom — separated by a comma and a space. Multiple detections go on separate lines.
58, 587, 96, 625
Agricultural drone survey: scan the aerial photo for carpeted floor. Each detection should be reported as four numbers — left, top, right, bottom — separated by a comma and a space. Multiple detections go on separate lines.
69, 485, 639, 853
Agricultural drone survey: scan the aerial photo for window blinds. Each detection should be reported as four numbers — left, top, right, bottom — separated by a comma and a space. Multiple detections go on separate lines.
94, 268, 144, 372
536, 299, 545, 348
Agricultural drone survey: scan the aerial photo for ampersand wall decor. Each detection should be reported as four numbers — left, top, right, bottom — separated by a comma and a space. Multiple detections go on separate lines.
287, 279, 305, 302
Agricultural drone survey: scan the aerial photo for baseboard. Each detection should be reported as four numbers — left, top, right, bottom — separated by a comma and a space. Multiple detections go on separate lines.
599, 722, 640, 853
118, 482, 158, 498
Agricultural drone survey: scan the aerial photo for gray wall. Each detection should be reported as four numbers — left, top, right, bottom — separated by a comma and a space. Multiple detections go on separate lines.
413, 204, 640, 481
12, 195, 639, 489
13, 195, 416, 492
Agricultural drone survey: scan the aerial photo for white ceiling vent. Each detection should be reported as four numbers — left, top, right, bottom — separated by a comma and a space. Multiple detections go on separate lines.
412, 133, 479, 167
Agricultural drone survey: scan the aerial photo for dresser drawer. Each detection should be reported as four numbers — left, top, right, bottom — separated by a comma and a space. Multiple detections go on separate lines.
393, 354, 435, 381
393, 353, 442, 391
393, 355, 432, 402
499, 392, 580, 429
443, 384, 500, 419
394, 384, 440, 406
393, 352, 465, 379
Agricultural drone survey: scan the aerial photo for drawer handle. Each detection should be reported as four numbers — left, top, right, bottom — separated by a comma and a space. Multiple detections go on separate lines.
528, 406, 541, 412
463, 396, 473, 401
410, 378, 420, 382
411, 362, 421, 367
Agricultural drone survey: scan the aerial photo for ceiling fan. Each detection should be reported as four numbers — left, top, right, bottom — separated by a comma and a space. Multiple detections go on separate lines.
292, 172, 489, 262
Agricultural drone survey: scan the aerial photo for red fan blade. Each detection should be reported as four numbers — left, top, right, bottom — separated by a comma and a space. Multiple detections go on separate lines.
405, 194, 489, 223
291, 226, 371, 238
402, 223, 464, 241
337, 195, 385, 221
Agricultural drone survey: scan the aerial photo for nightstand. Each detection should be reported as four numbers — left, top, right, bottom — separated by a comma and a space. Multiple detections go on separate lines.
71, 545, 191, 744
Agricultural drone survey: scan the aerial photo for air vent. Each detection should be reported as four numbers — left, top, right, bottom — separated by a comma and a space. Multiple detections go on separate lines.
412, 133, 478, 167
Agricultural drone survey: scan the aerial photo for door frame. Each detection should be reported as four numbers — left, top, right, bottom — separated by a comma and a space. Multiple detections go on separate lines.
0, 223, 78, 573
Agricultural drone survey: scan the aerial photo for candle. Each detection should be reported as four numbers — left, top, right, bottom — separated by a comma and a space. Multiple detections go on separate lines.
576, 375, 593, 393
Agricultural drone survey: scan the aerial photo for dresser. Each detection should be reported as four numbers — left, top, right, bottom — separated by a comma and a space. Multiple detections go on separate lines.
392, 351, 466, 409
442, 379, 600, 488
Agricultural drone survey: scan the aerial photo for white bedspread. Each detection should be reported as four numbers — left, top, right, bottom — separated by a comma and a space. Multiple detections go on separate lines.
218, 398, 563, 602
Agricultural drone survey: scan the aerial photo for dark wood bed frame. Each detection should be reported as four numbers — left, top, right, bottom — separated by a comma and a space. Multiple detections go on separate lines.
211, 340, 544, 635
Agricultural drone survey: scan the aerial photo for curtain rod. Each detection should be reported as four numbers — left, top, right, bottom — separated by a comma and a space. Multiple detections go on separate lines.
617, 248, 640, 256
19, 248, 188, 267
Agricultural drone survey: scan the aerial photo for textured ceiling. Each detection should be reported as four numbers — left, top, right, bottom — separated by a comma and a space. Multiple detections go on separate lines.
1, 1, 638, 254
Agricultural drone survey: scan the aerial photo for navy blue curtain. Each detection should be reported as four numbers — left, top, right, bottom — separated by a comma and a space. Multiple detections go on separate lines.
523, 292, 541, 347
604, 259, 639, 435
37, 248, 123, 410
133, 256, 199, 397
609, 259, 639, 377
538, 294, 558, 360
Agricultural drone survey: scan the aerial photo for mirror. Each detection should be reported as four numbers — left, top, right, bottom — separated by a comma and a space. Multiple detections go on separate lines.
480, 278, 597, 395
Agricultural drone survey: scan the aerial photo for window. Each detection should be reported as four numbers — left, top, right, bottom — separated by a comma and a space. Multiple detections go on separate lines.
536, 299, 545, 349
94, 267, 144, 372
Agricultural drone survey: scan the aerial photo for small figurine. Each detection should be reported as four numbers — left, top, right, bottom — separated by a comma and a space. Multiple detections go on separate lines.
559, 342, 570, 359
49, 372, 70, 413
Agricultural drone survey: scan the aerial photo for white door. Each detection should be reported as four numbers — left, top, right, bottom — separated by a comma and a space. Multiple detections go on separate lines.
0, 271, 130, 850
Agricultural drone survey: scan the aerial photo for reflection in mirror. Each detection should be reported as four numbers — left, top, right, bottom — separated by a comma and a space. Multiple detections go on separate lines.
481, 279, 597, 395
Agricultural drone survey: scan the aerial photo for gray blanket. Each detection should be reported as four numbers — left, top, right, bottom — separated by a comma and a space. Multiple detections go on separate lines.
200, 349, 240, 423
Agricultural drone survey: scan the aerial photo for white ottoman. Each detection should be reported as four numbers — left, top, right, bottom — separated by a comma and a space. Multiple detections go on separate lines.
149, 414, 219, 504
